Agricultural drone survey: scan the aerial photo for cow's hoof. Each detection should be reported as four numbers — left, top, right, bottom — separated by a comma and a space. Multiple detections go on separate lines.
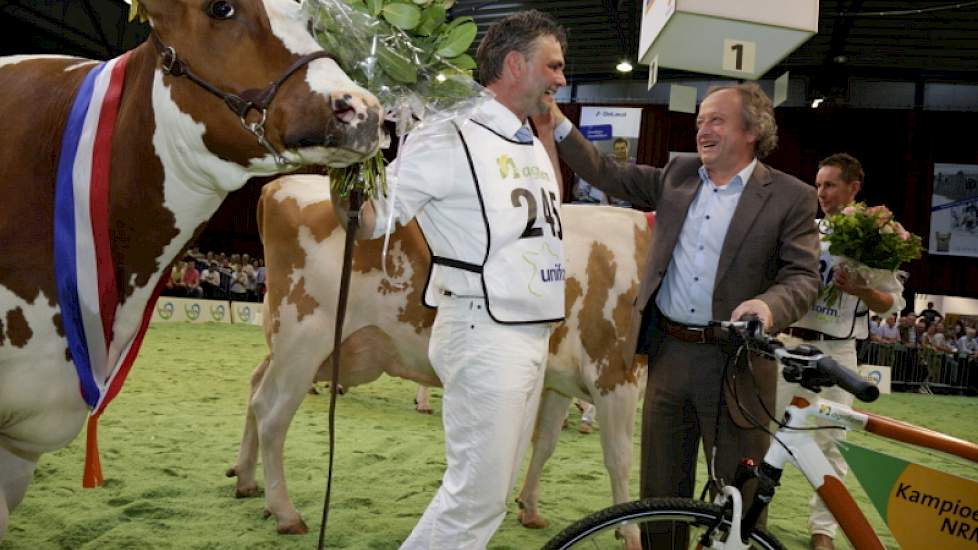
277, 518, 309, 535
225, 466, 238, 478
578, 422, 593, 434
235, 484, 261, 498
415, 406, 434, 415
518, 510, 549, 529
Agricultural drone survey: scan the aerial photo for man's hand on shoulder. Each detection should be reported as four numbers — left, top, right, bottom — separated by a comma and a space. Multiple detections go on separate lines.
530, 96, 566, 137
731, 299, 774, 332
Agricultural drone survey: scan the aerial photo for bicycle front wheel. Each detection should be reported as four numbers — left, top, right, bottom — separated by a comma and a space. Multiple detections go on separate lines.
543, 498, 786, 550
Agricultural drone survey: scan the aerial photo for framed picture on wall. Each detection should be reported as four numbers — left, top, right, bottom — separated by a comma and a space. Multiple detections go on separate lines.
930, 163, 978, 258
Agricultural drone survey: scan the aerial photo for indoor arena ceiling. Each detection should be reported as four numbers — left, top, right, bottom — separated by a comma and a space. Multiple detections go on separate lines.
2, 0, 977, 84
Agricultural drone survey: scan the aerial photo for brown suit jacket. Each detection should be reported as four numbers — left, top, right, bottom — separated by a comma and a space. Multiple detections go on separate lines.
558, 127, 820, 351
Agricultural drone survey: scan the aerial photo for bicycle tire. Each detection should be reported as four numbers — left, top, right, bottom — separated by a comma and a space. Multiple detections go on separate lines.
543, 498, 786, 550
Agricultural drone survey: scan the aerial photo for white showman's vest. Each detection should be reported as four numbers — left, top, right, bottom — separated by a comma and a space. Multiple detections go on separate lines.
791, 219, 869, 340
421, 119, 566, 324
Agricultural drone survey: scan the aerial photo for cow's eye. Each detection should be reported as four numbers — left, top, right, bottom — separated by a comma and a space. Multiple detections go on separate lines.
206, 0, 235, 20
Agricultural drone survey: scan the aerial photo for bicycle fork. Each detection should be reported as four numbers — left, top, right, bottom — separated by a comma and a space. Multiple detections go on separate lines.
706, 458, 783, 549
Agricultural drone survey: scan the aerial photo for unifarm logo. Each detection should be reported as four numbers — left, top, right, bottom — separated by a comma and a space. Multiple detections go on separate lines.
521, 243, 563, 297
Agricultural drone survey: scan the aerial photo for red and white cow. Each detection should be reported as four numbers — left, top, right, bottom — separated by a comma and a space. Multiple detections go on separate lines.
0, 1, 381, 540
227, 175, 652, 541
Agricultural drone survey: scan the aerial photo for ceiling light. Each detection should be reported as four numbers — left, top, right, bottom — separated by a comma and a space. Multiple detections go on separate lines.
811, 98, 824, 108
616, 61, 633, 73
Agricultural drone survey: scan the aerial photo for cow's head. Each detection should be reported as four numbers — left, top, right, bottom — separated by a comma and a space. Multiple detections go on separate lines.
138, 0, 382, 172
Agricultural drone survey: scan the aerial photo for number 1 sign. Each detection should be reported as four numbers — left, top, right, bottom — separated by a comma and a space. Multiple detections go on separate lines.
638, 0, 817, 79
723, 39, 757, 74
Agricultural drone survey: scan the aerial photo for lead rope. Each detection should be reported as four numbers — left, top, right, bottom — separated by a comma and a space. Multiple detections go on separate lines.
316, 189, 364, 550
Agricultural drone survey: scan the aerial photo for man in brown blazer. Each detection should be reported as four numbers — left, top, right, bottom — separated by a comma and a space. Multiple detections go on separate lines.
536, 83, 820, 537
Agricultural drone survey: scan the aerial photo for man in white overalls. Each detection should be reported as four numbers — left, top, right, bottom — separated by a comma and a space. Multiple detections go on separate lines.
334, 10, 567, 549
776, 153, 905, 550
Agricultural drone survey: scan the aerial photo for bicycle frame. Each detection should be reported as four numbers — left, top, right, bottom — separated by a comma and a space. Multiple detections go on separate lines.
749, 393, 978, 550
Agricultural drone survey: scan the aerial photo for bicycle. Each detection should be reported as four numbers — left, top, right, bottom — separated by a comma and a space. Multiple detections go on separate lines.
543, 317, 978, 549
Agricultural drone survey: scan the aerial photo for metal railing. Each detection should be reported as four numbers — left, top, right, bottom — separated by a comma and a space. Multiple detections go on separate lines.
858, 341, 977, 394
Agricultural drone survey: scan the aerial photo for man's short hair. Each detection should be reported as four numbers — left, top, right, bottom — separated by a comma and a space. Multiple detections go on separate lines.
819, 153, 865, 184
704, 83, 778, 158
476, 10, 567, 85
613, 137, 629, 148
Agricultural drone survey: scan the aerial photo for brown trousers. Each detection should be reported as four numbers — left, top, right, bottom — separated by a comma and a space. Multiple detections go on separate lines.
639, 335, 777, 525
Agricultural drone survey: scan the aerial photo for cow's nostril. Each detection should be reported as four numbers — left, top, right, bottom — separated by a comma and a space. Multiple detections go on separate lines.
332, 96, 356, 124
334, 107, 355, 124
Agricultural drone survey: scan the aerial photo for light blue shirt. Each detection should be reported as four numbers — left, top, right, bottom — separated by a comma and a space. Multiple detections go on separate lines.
655, 159, 757, 326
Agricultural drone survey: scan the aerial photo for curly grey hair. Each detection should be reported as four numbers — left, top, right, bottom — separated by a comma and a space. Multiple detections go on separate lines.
704, 83, 778, 158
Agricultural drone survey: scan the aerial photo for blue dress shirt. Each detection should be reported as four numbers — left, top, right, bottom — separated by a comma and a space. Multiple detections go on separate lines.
655, 159, 757, 326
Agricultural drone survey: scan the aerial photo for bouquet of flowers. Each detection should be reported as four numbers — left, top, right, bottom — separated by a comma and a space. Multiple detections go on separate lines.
303, 0, 489, 198
819, 203, 923, 307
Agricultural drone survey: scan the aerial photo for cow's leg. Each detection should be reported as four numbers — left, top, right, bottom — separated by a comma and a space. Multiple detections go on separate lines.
0, 446, 38, 541
414, 385, 433, 414
251, 348, 319, 535
256, 325, 395, 535
595, 383, 642, 550
516, 388, 571, 529
227, 355, 271, 498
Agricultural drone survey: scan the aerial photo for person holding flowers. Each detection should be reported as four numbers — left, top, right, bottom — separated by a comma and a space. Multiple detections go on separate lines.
776, 153, 920, 550
333, 10, 568, 549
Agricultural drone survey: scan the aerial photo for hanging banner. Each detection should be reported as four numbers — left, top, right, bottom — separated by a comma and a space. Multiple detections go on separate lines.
930, 163, 978, 258
839, 441, 978, 548
572, 106, 642, 207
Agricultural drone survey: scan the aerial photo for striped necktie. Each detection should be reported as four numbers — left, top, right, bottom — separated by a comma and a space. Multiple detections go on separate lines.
515, 125, 534, 143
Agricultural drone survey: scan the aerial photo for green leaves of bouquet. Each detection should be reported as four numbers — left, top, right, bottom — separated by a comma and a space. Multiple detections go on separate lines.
308, 0, 480, 198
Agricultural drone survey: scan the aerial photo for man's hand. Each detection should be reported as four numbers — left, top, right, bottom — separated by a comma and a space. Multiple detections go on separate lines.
329, 187, 377, 240
731, 299, 773, 332
530, 96, 566, 137
833, 264, 894, 312
832, 264, 869, 295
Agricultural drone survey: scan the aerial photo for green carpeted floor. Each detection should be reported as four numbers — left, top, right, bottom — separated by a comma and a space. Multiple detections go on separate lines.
2, 323, 975, 549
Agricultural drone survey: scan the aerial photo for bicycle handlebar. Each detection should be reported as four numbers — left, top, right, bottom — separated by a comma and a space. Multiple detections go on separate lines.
713, 316, 880, 403
815, 355, 880, 402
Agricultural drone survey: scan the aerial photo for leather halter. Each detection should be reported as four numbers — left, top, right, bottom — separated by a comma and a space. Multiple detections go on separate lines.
150, 31, 333, 166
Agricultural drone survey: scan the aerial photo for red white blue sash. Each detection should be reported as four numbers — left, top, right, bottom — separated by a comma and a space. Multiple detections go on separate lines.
54, 51, 158, 417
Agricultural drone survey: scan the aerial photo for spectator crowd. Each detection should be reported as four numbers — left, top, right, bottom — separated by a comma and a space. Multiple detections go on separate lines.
162, 248, 266, 303
862, 301, 978, 393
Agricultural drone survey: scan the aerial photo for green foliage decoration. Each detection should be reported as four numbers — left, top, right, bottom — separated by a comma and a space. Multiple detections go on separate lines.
304, 0, 482, 198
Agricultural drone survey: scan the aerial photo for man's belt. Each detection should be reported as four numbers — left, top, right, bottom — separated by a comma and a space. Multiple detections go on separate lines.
659, 316, 726, 344
783, 326, 850, 341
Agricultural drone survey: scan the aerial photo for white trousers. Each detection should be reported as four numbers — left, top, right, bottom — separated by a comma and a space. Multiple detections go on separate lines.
775, 335, 858, 539
400, 297, 550, 550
